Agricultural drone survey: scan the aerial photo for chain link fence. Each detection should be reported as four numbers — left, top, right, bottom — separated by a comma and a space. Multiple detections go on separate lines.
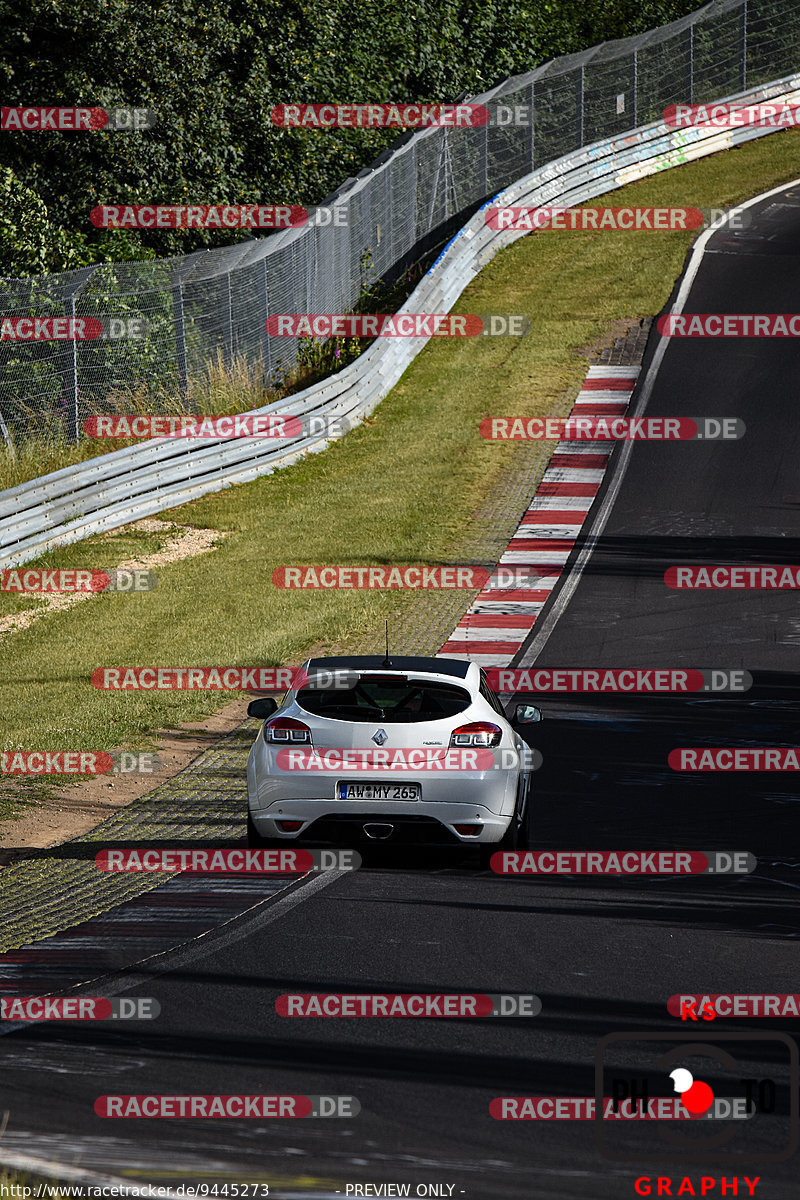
1, 0, 797, 448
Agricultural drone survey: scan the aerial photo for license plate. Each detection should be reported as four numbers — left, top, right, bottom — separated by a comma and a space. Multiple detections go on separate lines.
337, 782, 421, 801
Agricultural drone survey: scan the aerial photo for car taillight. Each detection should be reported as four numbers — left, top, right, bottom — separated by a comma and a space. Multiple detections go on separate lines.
358, 674, 408, 684
450, 721, 502, 748
265, 717, 313, 744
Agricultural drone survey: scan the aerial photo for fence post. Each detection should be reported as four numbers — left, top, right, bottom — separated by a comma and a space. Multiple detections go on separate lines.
171, 269, 189, 398
689, 22, 694, 104
577, 65, 585, 147
0, 406, 13, 454
225, 272, 234, 367
741, 0, 748, 91
170, 252, 204, 399
61, 265, 99, 447
261, 256, 272, 383
428, 129, 448, 232
481, 110, 489, 198
66, 293, 78, 444
529, 80, 535, 172
633, 49, 638, 128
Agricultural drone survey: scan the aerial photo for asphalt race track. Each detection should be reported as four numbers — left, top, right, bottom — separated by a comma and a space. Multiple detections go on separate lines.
3, 183, 800, 1199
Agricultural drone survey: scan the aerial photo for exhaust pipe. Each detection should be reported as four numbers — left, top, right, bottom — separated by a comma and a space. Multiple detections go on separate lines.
363, 822, 394, 840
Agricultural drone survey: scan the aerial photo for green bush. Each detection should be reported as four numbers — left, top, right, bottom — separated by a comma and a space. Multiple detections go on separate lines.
0, 0, 702, 274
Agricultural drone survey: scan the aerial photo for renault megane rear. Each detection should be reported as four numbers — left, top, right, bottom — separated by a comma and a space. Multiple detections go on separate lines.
246, 654, 540, 853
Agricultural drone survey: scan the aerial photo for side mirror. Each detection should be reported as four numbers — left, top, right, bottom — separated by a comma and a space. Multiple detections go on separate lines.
248, 697, 278, 719
514, 703, 543, 725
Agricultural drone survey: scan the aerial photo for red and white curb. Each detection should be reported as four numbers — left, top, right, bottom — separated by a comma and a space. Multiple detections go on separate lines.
439, 365, 640, 668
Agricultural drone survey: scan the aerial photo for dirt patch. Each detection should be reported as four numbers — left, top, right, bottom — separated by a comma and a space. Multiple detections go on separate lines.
0, 697, 252, 860
575, 316, 648, 361
0, 519, 227, 638
0, 628, 344, 859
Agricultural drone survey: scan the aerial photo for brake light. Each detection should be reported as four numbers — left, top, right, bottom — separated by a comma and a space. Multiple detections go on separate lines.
450, 721, 502, 748
265, 717, 313, 744
359, 674, 408, 684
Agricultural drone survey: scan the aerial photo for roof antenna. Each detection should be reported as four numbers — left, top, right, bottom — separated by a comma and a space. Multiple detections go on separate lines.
381, 619, 392, 667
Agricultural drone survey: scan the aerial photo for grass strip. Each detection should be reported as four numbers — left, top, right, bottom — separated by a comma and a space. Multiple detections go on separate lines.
1, 128, 798, 821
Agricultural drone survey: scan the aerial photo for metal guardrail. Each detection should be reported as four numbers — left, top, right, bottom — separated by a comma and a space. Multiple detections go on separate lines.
0, 72, 797, 568
2, 0, 790, 447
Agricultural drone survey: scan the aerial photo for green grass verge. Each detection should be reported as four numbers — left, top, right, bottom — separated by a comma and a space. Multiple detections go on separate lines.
1, 129, 798, 823
0, 264, 426, 493
0, 525, 174, 620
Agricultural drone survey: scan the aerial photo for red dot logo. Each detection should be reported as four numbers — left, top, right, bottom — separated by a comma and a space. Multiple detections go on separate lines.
670, 1067, 715, 1116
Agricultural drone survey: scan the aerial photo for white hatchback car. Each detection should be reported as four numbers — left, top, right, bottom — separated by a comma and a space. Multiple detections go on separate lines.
246, 655, 541, 858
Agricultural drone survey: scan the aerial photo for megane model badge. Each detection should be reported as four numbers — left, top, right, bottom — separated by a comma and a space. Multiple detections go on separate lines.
372, 728, 388, 745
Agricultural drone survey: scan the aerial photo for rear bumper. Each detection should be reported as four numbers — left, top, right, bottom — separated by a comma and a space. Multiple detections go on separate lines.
247, 797, 513, 844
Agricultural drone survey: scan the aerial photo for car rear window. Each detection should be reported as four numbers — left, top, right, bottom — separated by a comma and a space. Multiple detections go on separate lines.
296, 677, 472, 722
